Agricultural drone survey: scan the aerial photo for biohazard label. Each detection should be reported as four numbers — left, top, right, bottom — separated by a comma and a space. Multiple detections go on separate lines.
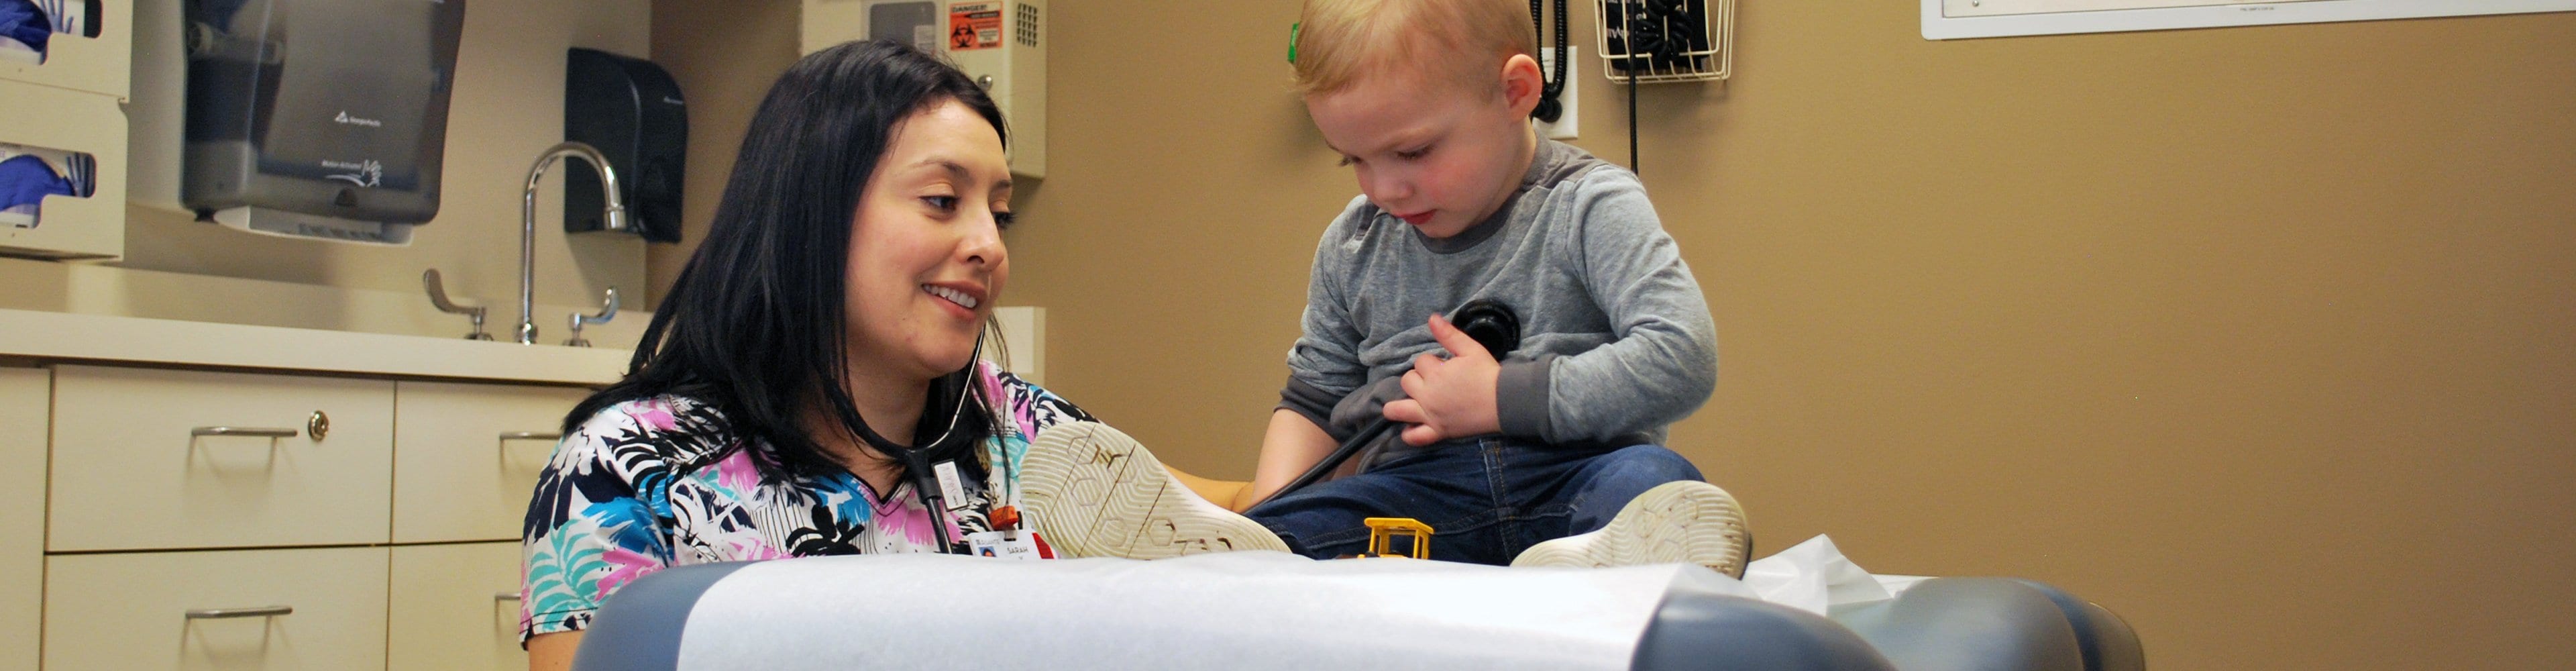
949, 2, 1004, 50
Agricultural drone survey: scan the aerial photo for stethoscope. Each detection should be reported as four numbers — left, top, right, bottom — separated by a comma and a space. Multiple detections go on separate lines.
1252, 299, 1522, 509
853, 340, 994, 556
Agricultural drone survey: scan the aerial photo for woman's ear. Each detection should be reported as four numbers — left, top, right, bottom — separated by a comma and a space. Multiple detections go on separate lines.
1500, 53, 1544, 116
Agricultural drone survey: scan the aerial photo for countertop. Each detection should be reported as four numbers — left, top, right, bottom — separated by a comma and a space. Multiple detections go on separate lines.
0, 309, 631, 386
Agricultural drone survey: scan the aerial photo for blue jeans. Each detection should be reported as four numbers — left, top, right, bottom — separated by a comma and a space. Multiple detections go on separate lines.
1242, 440, 1704, 564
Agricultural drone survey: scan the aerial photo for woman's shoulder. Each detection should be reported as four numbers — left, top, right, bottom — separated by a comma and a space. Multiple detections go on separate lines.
557, 393, 743, 474
977, 361, 1093, 438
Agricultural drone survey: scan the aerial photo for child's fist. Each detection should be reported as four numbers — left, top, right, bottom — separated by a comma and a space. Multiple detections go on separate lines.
1381, 313, 1502, 446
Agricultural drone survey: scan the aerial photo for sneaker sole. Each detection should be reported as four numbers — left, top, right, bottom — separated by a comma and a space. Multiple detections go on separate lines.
1510, 480, 1750, 577
1022, 421, 1289, 558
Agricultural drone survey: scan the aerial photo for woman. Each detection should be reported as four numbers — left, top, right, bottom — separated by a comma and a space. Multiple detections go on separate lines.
518, 40, 1089, 669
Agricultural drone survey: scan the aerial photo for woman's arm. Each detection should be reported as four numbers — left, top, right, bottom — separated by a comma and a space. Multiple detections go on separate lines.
521, 404, 663, 671
528, 631, 582, 671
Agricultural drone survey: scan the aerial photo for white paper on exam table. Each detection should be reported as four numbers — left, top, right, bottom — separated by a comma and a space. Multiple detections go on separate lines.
1741, 534, 1925, 617
676, 550, 1754, 671
674, 533, 1916, 670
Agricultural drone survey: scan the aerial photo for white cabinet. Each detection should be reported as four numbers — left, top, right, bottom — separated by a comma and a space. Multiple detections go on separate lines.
0, 367, 48, 670
13, 363, 592, 670
389, 541, 529, 671
44, 546, 390, 670
394, 382, 593, 544
50, 366, 396, 552
0, 309, 621, 670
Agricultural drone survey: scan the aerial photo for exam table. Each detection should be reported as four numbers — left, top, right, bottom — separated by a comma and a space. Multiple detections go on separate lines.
570, 552, 2141, 670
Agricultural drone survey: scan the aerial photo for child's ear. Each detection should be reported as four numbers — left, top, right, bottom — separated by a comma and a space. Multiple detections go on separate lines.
1499, 53, 1544, 115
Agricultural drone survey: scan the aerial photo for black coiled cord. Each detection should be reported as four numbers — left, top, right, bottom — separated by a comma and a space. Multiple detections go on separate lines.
1532, 0, 1571, 123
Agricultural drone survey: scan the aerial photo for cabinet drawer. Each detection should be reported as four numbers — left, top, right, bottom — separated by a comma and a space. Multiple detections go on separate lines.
44, 546, 389, 670
50, 365, 393, 551
390, 541, 527, 671
393, 381, 592, 543
0, 367, 45, 671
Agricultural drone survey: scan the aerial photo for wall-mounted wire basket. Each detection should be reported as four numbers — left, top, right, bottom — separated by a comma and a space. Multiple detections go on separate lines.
1596, 0, 1734, 83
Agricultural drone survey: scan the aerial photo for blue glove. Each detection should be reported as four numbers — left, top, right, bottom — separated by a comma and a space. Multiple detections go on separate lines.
0, 0, 48, 54
0, 154, 74, 212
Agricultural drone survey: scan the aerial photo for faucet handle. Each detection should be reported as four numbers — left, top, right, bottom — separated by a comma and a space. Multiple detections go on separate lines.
563, 287, 619, 348
422, 269, 493, 341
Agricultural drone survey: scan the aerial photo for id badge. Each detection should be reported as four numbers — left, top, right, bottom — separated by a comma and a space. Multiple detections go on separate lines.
964, 528, 1054, 560
932, 460, 970, 511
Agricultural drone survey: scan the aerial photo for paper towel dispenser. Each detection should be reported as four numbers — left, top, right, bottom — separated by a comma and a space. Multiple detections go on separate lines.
178, 0, 465, 245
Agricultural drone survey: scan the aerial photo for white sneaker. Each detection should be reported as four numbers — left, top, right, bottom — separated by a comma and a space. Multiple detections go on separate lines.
1022, 421, 1290, 558
1509, 480, 1752, 577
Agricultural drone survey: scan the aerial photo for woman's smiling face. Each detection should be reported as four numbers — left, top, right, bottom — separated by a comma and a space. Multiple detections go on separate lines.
842, 98, 1014, 384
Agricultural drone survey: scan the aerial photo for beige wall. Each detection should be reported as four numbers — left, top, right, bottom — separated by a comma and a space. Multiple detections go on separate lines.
653, 3, 2576, 669
645, 0, 802, 297
114, 0, 651, 324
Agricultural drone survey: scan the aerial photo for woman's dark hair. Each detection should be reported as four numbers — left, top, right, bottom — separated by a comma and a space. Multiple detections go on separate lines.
565, 40, 1010, 486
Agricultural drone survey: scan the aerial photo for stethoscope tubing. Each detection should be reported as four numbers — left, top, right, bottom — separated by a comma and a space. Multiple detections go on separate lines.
1254, 299, 1520, 510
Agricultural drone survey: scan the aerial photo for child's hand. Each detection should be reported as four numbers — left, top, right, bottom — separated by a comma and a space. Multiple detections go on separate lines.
1382, 313, 1501, 446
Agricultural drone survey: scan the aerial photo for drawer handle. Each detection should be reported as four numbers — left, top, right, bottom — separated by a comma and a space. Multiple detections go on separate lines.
189, 426, 299, 439
498, 431, 561, 442
185, 605, 294, 619
496, 592, 522, 602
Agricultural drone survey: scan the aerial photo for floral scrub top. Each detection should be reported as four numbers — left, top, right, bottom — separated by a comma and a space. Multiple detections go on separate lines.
519, 362, 1090, 642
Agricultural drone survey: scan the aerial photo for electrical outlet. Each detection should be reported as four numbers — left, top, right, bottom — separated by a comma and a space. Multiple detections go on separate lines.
1534, 46, 1579, 140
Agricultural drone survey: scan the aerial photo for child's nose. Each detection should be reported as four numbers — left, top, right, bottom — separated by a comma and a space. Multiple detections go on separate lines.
1364, 170, 1411, 202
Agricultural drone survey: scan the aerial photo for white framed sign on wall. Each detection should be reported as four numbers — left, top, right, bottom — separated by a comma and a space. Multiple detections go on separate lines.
1923, 0, 2576, 40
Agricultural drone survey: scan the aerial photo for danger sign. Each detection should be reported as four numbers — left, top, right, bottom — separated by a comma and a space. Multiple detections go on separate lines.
949, 2, 1003, 51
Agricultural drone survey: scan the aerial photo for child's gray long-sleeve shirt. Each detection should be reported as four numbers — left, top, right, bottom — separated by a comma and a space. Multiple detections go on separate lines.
1281, 139, 1717, 456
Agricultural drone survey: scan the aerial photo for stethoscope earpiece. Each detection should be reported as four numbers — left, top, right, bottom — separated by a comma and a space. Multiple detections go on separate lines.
1450, 299, 1522, 357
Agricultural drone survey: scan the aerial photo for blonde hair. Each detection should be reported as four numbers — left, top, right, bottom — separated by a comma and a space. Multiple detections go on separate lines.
1293, 0, 1537, 97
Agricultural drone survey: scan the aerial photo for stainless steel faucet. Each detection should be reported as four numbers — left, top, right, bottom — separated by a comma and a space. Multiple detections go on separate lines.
421, 268, 494, 340
517, 142, 625, 344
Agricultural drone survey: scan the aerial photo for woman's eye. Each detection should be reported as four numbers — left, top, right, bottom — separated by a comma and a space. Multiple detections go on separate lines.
923, 195, 959, 211
1336, 156, 1358, 168
1397, 146, 1432, 160
994, 210, 1017, 229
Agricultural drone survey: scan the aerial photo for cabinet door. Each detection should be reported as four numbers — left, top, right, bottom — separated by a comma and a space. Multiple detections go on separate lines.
393, 381, 592, 543
0, 367, 45, 670
45, 546, 389, 670
49, 365, 394, 551
390, 541, 528, 671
